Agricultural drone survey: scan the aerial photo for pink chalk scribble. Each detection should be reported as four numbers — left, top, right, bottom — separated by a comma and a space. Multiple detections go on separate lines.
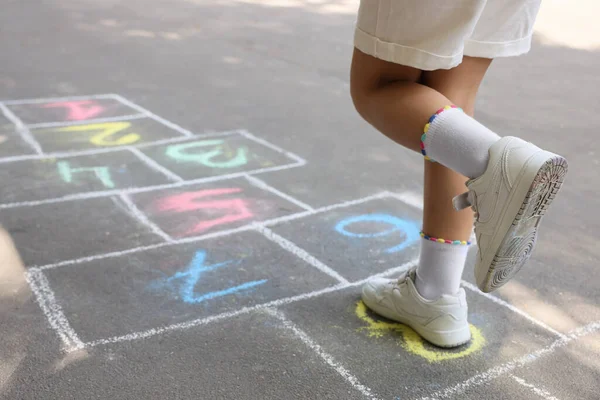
42, 100, 105, 121
155, 188, 253, 235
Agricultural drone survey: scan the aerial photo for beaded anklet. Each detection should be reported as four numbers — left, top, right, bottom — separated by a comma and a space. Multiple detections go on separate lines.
420, 105, 463, 162
420, 231, 471, 246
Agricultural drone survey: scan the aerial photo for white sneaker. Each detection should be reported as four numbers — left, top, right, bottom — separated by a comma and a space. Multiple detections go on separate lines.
453, 137, 568, 293
361, 270, 470, 348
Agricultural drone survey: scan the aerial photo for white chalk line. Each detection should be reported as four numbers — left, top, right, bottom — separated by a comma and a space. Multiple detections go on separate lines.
127, 147, 184, 182
31, 191, 418, 349
255, 224, 349, 284
419, 321, 600, 400
264, 308, 381, 400
0, 130, 239, 165
35, 191, 395, 270
84, 257, 418, 349
85, 282, 346, 347
26, 113, 147, 129
0, 93, 116, 106
352, 259, 417, 286
0, 103, 44, 155
510, 375, 561, 400
0, 160, 305, 209
25, 269, 84, 351
133, 129, 239, 148
239, 129, 307, 165
461, 281, 567, 340
244, 174, 314, 211
262, 191, 393, 227
117, 193, 174, 243
111, 94, 194, 137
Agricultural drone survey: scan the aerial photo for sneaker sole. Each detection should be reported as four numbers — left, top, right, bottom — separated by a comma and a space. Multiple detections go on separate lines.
476, 153, 568, 293
361, 293, 471, 348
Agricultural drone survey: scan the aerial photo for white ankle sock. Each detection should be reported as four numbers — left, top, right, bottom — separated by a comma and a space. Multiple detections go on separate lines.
415, 238, 469, 300
423, 107, 501, 178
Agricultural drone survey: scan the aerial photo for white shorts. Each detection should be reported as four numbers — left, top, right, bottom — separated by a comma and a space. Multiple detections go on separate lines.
354, 0, 542, 70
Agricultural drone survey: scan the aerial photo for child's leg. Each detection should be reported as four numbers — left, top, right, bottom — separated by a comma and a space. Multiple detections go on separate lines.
357, 54, 494, 346
353, 45, 566, 294
417, 57, 491, 299
351, 48, 499, 179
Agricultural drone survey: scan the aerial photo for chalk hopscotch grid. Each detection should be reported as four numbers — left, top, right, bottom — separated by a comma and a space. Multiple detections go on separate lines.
26, 113, 147, 129
510, 375, 561, 400
0, 130, 240, 165
0, 102, 44, 155
117, 193, 175, 243
418, 321, 600, 400
461, 281, 567, 340
35, 191, 393, 271
30, 192, 415, 350
0, 93, 117, 106
26, 180, 568, 345
85, 258, 420, 348
263, 308, 381, 400
0, 95, 307, 208
25, 269, 84, 351
0, 131, 306, 209
29, 187, 570, 369
9, 94, 582, 399
127, 147, 184, 183
1, 93, 192, 138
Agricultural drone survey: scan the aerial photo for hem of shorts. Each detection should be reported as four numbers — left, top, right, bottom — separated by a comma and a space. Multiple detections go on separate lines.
464, 34, 533, 59
354, 27, 463, 71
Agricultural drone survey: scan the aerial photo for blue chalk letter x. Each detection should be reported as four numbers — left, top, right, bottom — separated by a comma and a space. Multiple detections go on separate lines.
166, 250, 267, 304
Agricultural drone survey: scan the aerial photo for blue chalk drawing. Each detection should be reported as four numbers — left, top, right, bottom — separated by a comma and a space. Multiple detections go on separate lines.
57, 161, 115, 188
160, 250, 267, 304
335, 213, 420, 253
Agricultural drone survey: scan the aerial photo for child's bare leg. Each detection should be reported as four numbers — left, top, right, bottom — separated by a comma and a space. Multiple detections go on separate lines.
352, 50, 493, 300
350, 48, 449, 152
351, 48, 499, 179
357, 1, 567, 348
421, 56, 492, 242
417, 57, 492, 299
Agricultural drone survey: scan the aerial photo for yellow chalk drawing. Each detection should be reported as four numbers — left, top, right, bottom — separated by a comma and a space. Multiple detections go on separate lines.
355, 301, 485, 363
59, 122, 140, 146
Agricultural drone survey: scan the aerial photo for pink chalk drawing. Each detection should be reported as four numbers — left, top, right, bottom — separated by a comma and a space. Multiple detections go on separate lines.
41, 100, 105, 121
155, 188, 253, 235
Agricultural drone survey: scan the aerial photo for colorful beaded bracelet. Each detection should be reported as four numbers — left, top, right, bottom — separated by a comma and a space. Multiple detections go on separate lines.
420, 105, 463, 162
420, 231, 471, 245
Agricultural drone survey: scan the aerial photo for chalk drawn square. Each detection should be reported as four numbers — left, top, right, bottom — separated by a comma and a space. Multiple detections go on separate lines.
129, 179, 305, 239
68, 312, 366, 400
0, 150, 173, 204
138, 131, 302, 181
2, 197, 163, 266
29, 117, 185, 153
0, 116, 36, 158
5, 97, 139, 125
280, 286, 559, 400
271, 197, 422, 281
42, 231, 340, 341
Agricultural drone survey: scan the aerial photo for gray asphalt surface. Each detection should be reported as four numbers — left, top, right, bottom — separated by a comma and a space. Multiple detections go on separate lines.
0, 1, 599, 399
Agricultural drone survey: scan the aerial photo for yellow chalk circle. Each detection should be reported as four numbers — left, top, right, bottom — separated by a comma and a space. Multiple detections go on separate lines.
355, 301, 485, 363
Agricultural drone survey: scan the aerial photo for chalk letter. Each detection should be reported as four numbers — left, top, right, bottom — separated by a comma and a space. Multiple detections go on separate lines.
57, 161, 115, 188
335, 213, 420, 253
164, 250, 267, 304
59, 122, 140, 146
165, 140, 247, 168
156, 188, 253, 234
42, 100, 105, 121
